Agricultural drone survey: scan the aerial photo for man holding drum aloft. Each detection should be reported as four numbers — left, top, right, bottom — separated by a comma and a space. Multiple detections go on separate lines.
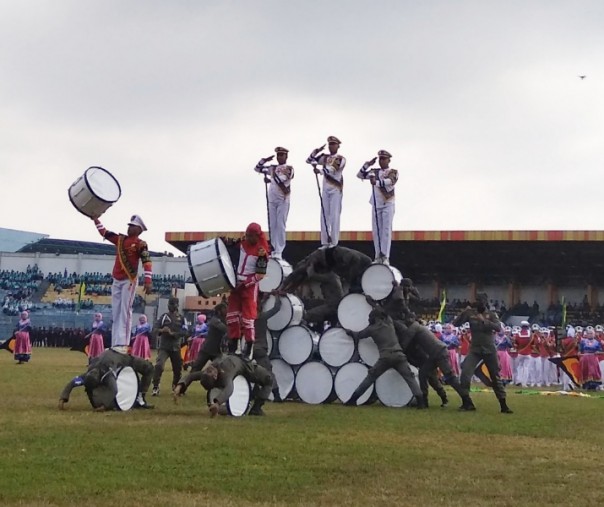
94, 215, 152, 352
357, 150, 398, 265
254, 147, 294, 260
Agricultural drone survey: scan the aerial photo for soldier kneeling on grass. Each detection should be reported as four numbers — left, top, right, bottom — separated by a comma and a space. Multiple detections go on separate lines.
200, 354, 273, 417
58, 349, 154, 411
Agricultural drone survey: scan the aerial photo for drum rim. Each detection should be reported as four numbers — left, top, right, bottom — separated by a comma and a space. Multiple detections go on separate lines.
295, 361, 335, 404
68, 166, 122, 218
187, 238, 235, 298
318, 326, 355, 367
361, 264, 400, 300
115, 366, 138, 411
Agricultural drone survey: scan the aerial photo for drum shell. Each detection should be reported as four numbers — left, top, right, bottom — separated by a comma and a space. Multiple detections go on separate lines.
259, 258, 292, 292
294, 361, 337, 404
334, 362, 377, 405
358, 337, 379, 367
269, 358, 295, 401
337, 293, 372, 332
374, 365, 419, 408
278, 325, 319, 366
115, 366, 139, 411
318, 326, 357, 368
68, 166, 122, 219
265, 294, 304, 332
187, 238, 236, 298
361, 264, 403, 301
206, 374, 251, 416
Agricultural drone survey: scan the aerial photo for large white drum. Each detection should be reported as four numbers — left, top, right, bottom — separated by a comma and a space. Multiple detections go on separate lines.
188, 238, 236, 297
375, 366, 419, 408
358, 337, 379, 367
259, 258, 292, 292
295, 361, 335, 404
318, 327, 356, 368
270, 358, 295, 400
278, 325, 319, 365
337, 293, 372, 332
206, 374, 251, 416
334, 362, 375, 405
265, 294, 304, 332
68, 166, 122, 218
361, 264, 403, 301
115, 366, 138, 411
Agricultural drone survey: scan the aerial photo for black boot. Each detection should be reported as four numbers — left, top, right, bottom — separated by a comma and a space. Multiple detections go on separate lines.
415, 395, 428, 409
459, 396, 476, 411
133, 393, 154, 409
242, 341, 254, 361
440, 393, 449, 408
499, 398, 513, 414
272, 388, 283, 403
227, 339, 238, 354
249, 399, 265, 416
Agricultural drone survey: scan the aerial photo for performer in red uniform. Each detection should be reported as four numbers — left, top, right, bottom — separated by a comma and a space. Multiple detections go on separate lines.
225, 223, 269, 358
93, 215, 152, 351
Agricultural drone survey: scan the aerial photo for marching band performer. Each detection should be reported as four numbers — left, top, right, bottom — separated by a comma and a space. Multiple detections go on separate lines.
131, 314, 152, 361
579, 327, 602, 390
495, 328, 513, 384
14, 310, 32, 364
93, 215, 152, 352
306, 136, 346, 248
514, 321, 532, 387
185, 314, 208, 369
88, 313, 106, 362
357, 150, 398, 265
254, 147, 294, 259
441, 323, 460, 376
528, 324, 542, 386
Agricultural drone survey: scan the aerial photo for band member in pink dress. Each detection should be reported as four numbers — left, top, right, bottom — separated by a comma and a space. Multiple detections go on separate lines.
440, 323, 460, 376
579, 328, 602, 390
495, 329, 513, 384
131, 315, 152, 361
88, 313, 106, 362
14, 311, 32, 364
185, 314, 208, 368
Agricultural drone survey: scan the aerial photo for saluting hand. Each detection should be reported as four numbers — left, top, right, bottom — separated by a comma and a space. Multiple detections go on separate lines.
366, 157, 377, 167
264, 155, 275, 163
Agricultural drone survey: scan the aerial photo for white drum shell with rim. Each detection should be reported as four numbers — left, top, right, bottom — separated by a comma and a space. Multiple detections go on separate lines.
68, 166, 122, 219
358, 337, 379, 367
375, 365, 419, 408
278, 325, 319, 366
264, 294, 304, 332
318, 327, 356, 368
295, 361, 335, 404
259, 258, 292, 292
270, 358, 295, 401
361, 264, 403, 301
337, 293, 372, 332
334, 362, 375, 405
115, 366, 138, 411
188, 238, 236, 298
207, 374, 251, 417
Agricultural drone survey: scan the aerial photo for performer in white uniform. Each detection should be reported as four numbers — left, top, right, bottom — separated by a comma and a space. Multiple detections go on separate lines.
357, 150, 398, 265
255, 147, 294, 259
306, 136, 346, 248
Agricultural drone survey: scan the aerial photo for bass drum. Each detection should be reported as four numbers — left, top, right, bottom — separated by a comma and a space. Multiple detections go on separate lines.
187, 238, 236, 297
264, 294, 304, 332
278, 325, 319, 366
337, 293, 372, 332
318, 327, 356, 368
375, 365, 419, 408
334, 362, 376, 405
206, 374, 251, 416
294, 361, 336, 404
361, 264, 403, 301
259, 258, 292, 292
68, 166, 122, 219
358, 337, 379, 367
270, 358, 295, 401
115, 366, 139, 411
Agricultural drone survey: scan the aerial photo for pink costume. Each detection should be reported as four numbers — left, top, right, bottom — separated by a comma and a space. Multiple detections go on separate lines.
131, 316, 152, 360
14, 312, 32, 363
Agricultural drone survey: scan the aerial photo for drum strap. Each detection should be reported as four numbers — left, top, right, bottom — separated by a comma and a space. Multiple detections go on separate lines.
272, 169, 291, 195
117, 236, 138, 282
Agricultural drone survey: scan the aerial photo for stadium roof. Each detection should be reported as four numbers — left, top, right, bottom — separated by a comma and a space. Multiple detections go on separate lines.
166, 229, 604, 285
0, 227, 48, 253
18, 237, 169, 257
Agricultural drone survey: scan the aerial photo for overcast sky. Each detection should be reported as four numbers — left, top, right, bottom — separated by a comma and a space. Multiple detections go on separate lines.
1, 1, 602, 255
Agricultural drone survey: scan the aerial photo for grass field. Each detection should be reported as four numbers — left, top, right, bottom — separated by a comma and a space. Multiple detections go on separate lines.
1, 349, 603, 507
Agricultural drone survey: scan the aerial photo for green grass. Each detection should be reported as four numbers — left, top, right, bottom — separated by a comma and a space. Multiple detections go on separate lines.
1, 349, 603, 506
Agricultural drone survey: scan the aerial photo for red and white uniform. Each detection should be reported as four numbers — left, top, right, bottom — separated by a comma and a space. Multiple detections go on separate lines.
515, 328, 532, 387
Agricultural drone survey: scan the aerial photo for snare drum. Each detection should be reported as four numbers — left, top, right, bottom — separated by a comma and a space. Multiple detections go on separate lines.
295, 361, 336, 404
334, 362, 375, 405
259, 258, 292, 292
68, 166, 122, 218
206, 374, 251, 416
337, 293, 372, 332
115, 366, 139, 411
318, 327, 356, 368
278, 325, 319, 365
265, 294, 304, 332
361, 264, 403, 301
357, 337, 379, 367
375, 366, 418, 408
270, 358, 295, 400
188, 238, 236, 297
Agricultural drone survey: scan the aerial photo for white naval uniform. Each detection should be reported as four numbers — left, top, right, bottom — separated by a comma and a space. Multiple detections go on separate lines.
255, 160, 294, 257
357, 164, 398, 260
306, 152, 346, 246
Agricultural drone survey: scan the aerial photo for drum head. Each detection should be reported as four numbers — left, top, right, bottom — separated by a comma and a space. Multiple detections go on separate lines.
270, 358, 295, 400
375, 366, 418, 408
361, 264, 403, 301
265, 294, 303, 331
206, 375, 251, 417
295, 362, 334, 404
259, 258, 292, 292
115, 366, 138, 411
85, 167, 121, 203
334, 362, 374, 405
318, 327, 355, 368
216, 238, 237, 288
337, 294, 372, 332
279, 325, 317, 365
358, 337, 379, 367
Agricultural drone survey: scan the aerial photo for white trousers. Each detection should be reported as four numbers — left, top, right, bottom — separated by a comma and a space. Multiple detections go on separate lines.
372, 201, 395, 259
528, 356, 542, 386
268, 198, 290, 256
111, 278, 137, 347
320, 189, 342, 246
516, 355, 531, 386
511, 356, 518, 384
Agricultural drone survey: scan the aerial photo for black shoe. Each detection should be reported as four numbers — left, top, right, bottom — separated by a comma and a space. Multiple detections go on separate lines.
499, 399, 513, 414
414, 396, 428, 409
242, 341, 254, 361
227, 339, 238, 354
272, 390, 283, 403
459, 396, 476, 411
134, 394, 154, 409
440, 394, 449, 408
249, 400, 265, 416
344, 398, 357, 406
